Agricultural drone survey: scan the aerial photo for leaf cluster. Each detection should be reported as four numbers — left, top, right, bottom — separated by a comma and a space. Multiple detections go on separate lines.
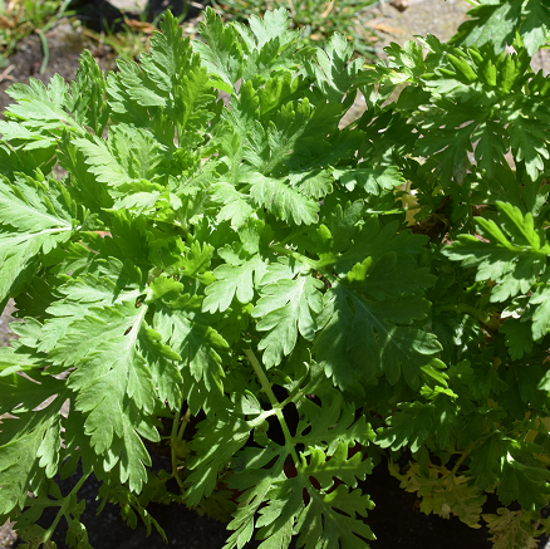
1, 3, 550, 549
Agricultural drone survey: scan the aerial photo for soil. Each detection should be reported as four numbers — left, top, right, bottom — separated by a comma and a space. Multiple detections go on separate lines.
1, 1, 549, 548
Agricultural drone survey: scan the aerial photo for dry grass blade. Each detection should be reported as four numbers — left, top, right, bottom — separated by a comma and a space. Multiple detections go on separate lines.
0, 63, 13, 82
320, 0, 334, 19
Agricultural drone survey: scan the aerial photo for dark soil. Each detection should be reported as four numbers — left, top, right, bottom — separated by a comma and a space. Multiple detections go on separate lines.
1, 1, 550, 548
0, 21, 115, 115
31, 456, 239, 549
26, 452, 499, 549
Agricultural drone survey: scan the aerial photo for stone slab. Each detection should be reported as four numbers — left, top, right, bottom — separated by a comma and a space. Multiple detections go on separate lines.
108, 0, 148, 12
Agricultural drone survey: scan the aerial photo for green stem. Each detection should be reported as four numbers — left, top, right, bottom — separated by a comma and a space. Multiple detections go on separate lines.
177, 407, 192, 442
269, 243, 340, 283
35, 28, 49, 75
42, 471, 91, 545
42, 0, 73, 32
270, 244, 319, 271
440, 440, 479, 490
437, 303, 489, 324
244, 348, 300, 465
450, 441, 476, 479
170, 402, 188, 492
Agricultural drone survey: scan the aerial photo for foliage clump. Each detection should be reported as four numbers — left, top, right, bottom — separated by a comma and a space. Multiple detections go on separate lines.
1, 2, 550, 548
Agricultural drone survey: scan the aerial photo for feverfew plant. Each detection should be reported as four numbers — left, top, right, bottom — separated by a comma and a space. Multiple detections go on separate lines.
1, 4, 550, 548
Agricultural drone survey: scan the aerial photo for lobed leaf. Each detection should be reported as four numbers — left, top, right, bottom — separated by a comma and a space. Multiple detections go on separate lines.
252, 275, 324, 368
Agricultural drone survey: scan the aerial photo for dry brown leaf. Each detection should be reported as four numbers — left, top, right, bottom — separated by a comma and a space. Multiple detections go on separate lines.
123, 18, 156, 34
366, 21, 402, 34
0, 15, 15, 29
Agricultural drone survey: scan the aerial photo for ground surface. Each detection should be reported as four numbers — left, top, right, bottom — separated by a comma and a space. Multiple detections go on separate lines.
1, 1, 549, 548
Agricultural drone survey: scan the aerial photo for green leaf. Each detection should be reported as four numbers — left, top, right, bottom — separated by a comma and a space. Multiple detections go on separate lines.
294, 385, 375, 453
242, 8, 298, 50
5, 74, 76, 127
529, 284, 550, 340
227, 444, 375, 549
69, 49, 109, 136
245, 98, 311, 174
305, 33, 363, 104
474, 121, 509, 178
203, 244, 267, 313
0, 120, 55, 150
142, 10, 194, 96
450, 0, 523, 53
250, 172, 319, 225
236, 9, 303, 82
383, 39, 426, 81
509, 115, 550, 181
268, 480, 374, 549
138, 326, 183, 410
332, 165, 406, 195
51, 301, 159, 492
4, 7, 550, 549
0, 175, 75, 302
346, 253, 436, 300
314, 281, 441, 389
185, 417, 252, 506
469, 435, 503, 490
447, 52, 478, 83
181, 238, 214, 278
154, 294, 228, 393
444, 201, 550, 302
194, 7, 302, 93
0, 391, 65, 514
324, 216, 428, 276
500, 319, 533, 359
193, 8, 242, 91
377, 401, 435, 453
520, 0, 550, 55
39, 258, 143, 352
74, 124, 163, 191
498, 459, 550, 511
211, 182, 256, 230
252, 275, 324, 367
257, 72, 303, 119
302, 442, 373, 490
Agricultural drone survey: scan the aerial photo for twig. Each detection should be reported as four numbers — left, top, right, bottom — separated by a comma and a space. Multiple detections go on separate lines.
0, 64, 14, 84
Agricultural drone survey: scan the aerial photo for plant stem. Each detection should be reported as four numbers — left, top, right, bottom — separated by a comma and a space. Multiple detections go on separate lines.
449, 440, 477, 481
170, 401, 189, 492
244, 348, 300, 465
437, 303, 489, 324
42, 471, 91, 546
35, 28, 49, 75
42, 0, 73, 32
177, 406, 192, 442
270, 243, 318, 270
